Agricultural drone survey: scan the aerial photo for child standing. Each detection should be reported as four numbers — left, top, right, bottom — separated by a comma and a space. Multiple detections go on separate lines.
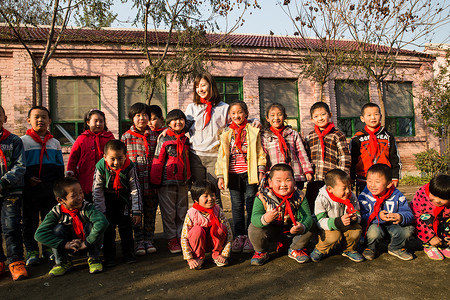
66, 109, 114, 203
350, 103, 401, 194
359, 164, 414, 261
21, 106, 65, 266
151, 109, 190, 253
121, 103, 158, 255
215, 101, 266, 253
411, 174, 450, 260
93, 140, 142, 266
311, 169, 364, 263
35, 177, 109, 276
0, 105, 28, 280
248, 164, 313, 266
261, 103, 313, 191
306, 102, 351, 212
148, 105, 166, 133
181, 180, 232, 269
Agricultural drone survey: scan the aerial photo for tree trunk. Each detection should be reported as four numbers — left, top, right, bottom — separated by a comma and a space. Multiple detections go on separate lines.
375, 80, 386, 126
34, 67, 44, 106
318, 81, 324, 102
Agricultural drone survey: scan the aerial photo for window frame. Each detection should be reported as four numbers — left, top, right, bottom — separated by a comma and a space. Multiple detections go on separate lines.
215, 77, 244, 103
383, 81, 415, 137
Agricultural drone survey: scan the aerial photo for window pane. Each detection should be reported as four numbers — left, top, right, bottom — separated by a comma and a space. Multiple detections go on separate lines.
53, 123, 75, 146
225, 82, 239, 94
217, 83, 224, 94
226, 94, 240, 103
338, 119, 353, 137
215, 78, 243, 104
384, 82, 413, 117
398, 117, 413, 136
385, 118, 397, 135
335, 80, 369, 117
354, 119, 365, 134
260, 79, 298, 119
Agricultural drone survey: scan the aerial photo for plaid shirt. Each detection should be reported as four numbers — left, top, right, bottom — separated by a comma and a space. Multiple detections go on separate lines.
261, 126, 313, 182
306, 127, 350, 181
121, 126, 158, 197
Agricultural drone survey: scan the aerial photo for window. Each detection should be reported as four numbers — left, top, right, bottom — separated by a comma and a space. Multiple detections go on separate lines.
259, 78, 300, 130
118, 77, 166, 135
335, 80, 369, 137
383, 82, 414, 136
49, 77, 100, 146
215, 77, 243, 103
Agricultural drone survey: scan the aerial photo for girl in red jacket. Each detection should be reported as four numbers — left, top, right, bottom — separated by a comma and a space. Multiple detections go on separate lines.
66, 109, 114, 203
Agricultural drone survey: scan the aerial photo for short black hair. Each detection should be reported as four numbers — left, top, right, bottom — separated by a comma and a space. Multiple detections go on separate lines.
310, 102, 331, 117
166, 109, 187, 125
367, 163, 392, 182
228, 101, 249, 117
361, 103, 381, 116
128, 102, 150, 120
104, 139, 127, 156
28, 106, 51, 118
429, 174, 450, 200
325, 169, 351, 187
268, 163, 294, 180
190, 180, 217, 202
0, 105, 5, 116
84, 109, 108, 131
148, 105, 163, 119
53, 177, 81, 200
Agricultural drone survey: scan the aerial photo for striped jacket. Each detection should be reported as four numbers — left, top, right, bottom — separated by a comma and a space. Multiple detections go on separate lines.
0, 129, 26, 196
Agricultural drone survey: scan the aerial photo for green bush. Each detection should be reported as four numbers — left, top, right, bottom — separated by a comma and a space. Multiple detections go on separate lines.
414, 149, 450, 176
400, 175, 432, 186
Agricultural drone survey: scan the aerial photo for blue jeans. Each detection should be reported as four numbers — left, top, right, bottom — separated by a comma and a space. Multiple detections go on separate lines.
0, 195, 24, 263
228, 172, 257, 236
366, 223, 414, 251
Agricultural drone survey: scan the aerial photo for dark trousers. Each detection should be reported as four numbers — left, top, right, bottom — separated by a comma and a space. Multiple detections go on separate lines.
228, 172, 257, 236
305, 181, 325, 215
0, 195, 24, 263
189, 152, 222, 207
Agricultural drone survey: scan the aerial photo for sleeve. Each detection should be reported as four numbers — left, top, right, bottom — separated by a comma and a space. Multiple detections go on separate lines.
255, 131, 267, 173
128, 166, 142, 215
55, 141, 65, 179
350, 136, 361, 180
185, 104, 195, 130
84, 204, 110, 246
92, 168, 107, 213
411, 187, 435, 243
396, 193, 414, 226
351, 193, 362, 224
358, 194, 372, 227
219, 208, 233, 258
250, 196, 267, 228
315, 196, 337, 231
66, 136, 82, 175
181, 213, 194, 260
34, 210, 66, 250
260, 132, 269, 174
150, 138, 166, 185
336, 131, 351, 175
0, 136, 26, 189
295, 198, 313, 232
389, 134, 401, 181
214, 131, 227, 178
294, 132, 313, 174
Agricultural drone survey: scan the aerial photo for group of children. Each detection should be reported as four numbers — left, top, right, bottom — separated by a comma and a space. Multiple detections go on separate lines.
0, 72, 449, 281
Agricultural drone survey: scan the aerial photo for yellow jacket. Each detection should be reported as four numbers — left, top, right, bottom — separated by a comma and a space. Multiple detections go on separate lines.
215, 124, 266, 188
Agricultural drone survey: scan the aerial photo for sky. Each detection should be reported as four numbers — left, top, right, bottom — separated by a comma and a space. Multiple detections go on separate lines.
110, 1, 450, 51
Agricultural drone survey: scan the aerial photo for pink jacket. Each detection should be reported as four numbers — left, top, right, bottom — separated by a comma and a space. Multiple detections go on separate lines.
67, 130, 115, 194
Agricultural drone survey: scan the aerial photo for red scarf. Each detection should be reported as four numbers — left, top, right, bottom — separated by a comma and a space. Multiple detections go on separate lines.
87, 130, 104, 162
315, 122, 335, 160
128, 127, 150, 157
424, 183, 445, 235
0, 128, 11, 170
152, 126, 167, 133
269, 126, 289, 160
272, 190, 297, 226
105, 158, 131, 191
167, 128, 186, 166
326, 189, 357, 214
200, 98, 213, 129
365, 125, 381, 161
192, 203, 223, 244
365, 185, 396, 233
26, 129, 54, 178
229, 119, 248, 153
60, 204, 85, 240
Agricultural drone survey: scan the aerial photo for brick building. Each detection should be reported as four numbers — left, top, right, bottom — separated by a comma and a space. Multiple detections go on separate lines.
0, 26, 440, 174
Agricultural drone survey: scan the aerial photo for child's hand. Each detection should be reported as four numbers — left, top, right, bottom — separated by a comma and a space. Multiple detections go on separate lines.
392, 180, 399, 187
250, 119, 262, 129
215, 255, 227, 264
379, 210, 390, 222
305, 173, 313, 182
29, 177, 42, 187
78, 240, 88, 251
218, 178, 225, 190
350, 213, 358, 221
263, 209, 279, 223
429, 236, 442, 247
132, 215, 142, 226
341, 214, 351, 226
187, 258, 203, 269
290, 222, 304, 235
386, 213, 402, 224
64, 240, 81, 251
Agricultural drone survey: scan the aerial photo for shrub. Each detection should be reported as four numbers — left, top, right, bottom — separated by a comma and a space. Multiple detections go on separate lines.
414, 149, 450, 176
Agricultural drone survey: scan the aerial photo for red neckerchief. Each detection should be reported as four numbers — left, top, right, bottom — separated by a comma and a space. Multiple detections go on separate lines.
365, 185, 396, 233
269, 126, 289, 160
127, 127, 150, 157
152, 126, 167, 133
272, 190, 297, 225
166, 128, 186, 167
87, 130, 104, 162
326, 189, 357, 214
26, 129, 54, 178
192, 203, 223, 244
315, 122, 335, 160
424, 183, 446, 235
60, 204, 85, 240
229, 119, 248, 153
365, 125, 381, 161
105, 158, 131, 191
200, 98, 213, 129
0, 128, 11, 171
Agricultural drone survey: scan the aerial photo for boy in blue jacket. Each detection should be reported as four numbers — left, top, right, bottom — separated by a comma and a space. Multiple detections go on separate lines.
358, 164, 414, 261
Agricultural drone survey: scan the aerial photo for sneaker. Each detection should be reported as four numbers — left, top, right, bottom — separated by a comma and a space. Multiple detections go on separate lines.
288, 248, 310, 264
232, 235, 245, 253
25, 250, 40, 266
9, 261, 28, 280
438, 247, 450, 258
144, 242, 157, 254
276, 241, 289, 253
49, 261, 73, 277
310, 248, 325, 263
88, 257, 103, 274
43, 248, 55, 261
0, 261, 5, 276
250, 252, 269, 266
168, 238, 181, 254
342, 251, 365, 262
423, 246, 444, 260
388, 248, 413, 261
214, 258, 229, 267
124, 253, 137, 264
135, 242, 146, 256
363, 248, 376, 261
242, 236, 254, 253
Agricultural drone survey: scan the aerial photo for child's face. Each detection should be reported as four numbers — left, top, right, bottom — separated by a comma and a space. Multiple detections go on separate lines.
311, 107, 331, 129
268, 170, 295, 197
149, 113, 164, 131
196, 78, 211, 100
360, 107, 381, 130
27, 109, 51, 134
197, 192, 216, 209
58, 183, 84, 210
366, 172, 392, 197
267, 107, 285, 129
429, 193, 450, 207
87, 113, 105, 134
168, 118, 185, 133
229, 105, 247, 126
104, 149, 127, 170
327, 179, 352, 200
0, 108, 7, 130
133, 112, 149, 132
